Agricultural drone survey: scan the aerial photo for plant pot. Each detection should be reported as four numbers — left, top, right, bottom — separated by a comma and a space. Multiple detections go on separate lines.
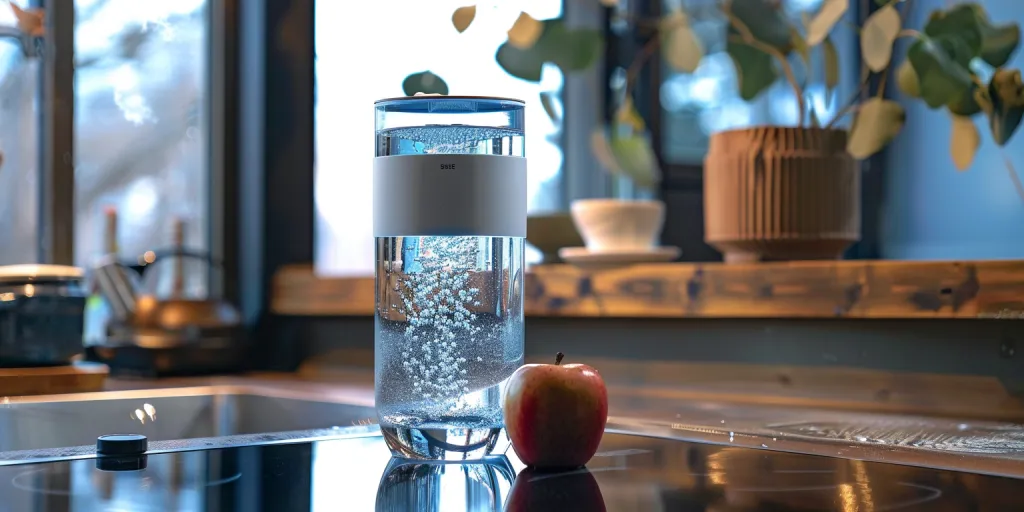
570, 199, 665, 252
703, 127, 860, 263
526, 213, 584, 263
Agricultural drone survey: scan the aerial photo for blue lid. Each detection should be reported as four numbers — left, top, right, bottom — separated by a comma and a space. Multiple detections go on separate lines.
374, 95, 525, 114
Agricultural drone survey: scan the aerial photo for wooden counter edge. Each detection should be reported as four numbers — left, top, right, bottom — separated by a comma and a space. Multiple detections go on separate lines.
271, 260, 1024, 319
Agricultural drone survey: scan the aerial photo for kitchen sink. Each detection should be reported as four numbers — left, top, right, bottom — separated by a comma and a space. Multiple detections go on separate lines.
0, 385, 376, 455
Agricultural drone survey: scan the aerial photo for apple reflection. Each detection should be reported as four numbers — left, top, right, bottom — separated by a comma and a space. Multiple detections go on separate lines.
506, 467, 606, 512
375, 456, 516, 512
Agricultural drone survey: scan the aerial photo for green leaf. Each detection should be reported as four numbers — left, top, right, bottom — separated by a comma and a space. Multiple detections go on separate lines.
934, 35, 974, 68
823, 37, 839, 94
402, 71, 449, 96
590, 129, 661, 189
860, 5, 901, 72
908, 36, 974, 108
985, 69, 1024, 145
496, 43, 545, 82
923, 4, 983, 57
729, 0, 793, 51
949, 113, 980, 171
609, 133, 661, 188
807, 0, 848, 46
896, 59, 920, 97
663, 15, 704, 73
966, 3, 1021, 67
495, 19, 603, 82
538, 20, 603, 72
451, 5, 476, 34
727, 36, 777, 101
946, 80, 982, 116
847, 98, 906, 159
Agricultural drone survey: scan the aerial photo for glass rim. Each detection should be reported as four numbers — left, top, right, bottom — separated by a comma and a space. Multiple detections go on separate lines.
374, 95, 525, 106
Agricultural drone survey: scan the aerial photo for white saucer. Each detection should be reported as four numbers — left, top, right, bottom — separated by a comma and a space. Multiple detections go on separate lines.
558, 246, 681, 268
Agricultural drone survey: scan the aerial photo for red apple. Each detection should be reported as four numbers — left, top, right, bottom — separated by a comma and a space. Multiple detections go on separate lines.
503, 352, 608, 470
506, 467, 606, 512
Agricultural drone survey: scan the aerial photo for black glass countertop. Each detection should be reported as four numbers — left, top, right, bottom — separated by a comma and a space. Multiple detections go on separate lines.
1, 430, 1022, 511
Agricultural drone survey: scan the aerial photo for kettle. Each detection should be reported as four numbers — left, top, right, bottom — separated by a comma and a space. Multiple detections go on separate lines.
92, 250, 242, 350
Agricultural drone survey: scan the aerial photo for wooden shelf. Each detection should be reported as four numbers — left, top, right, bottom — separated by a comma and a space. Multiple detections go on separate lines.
271, 260, 1024, 319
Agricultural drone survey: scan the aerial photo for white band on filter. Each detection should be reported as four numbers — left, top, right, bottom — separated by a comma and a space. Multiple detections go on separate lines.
373, 154, 527, 237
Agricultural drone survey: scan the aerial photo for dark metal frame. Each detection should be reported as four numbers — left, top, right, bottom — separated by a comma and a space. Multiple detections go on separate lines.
33, 0, 75, 265
227, 0, 315, 368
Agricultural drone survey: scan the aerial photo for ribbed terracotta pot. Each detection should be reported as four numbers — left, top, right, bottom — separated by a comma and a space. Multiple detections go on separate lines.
704, 127, 860, 262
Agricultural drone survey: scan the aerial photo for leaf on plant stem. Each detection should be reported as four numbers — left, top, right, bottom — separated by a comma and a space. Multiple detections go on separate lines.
508, 12, 544, 49
664, 17, 704, 73
923, 5, 983, 57
402, 71, 449, 96
949, 114, 980, 171
451, 5, 476, 33
727, 36, 778, 101
823, 37, 839, 94
966, 3, 1021, 67
728, 0, 793, 52
609, 133, 661, 189
908, 36, 974, 108
792, 29, 810, 66
494, 19, 603, 82
946, 80, 982, 116
847, 98, 905, 159
807, 0, 848, 46
860, 5, 901, 72
496, 43, 545, 82
980, 23, 1021, 68
539, 20, 603, 72
986, 69, 1024, 145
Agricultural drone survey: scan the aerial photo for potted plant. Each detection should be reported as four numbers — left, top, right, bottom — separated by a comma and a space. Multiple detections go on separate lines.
397, 0, 1023, 262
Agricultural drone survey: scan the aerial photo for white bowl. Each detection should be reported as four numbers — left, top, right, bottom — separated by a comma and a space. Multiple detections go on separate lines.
570, 199, 665, 252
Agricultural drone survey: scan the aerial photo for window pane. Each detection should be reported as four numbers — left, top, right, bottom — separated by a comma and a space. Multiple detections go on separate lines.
0, 8, 39, 264
659, 0, 856, 164
73, 0, 207, 270
314, 1, 565, 276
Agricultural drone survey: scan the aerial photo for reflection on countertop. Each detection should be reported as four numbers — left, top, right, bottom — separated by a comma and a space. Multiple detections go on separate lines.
2, 430, 1023, 511
1, 370, 1022, 479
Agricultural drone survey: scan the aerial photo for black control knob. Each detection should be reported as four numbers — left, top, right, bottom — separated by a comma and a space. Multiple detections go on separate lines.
96, 434, 148, 471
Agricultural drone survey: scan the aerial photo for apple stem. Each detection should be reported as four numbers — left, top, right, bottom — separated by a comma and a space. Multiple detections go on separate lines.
555, 352, 564, 365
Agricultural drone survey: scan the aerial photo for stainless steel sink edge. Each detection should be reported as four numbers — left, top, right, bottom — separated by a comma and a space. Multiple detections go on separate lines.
0, 425, 383, 466
1, 383, 374, 407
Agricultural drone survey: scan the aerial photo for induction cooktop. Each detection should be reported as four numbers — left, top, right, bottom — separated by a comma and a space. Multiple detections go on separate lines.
1, 430, 1021, 511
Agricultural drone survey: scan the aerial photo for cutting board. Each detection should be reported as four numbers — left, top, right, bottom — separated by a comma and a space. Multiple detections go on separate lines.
0, 362, 108, 396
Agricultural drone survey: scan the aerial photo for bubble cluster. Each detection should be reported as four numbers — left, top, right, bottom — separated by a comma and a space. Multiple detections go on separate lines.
397, 237, 487, 407
379, 126, 523, 155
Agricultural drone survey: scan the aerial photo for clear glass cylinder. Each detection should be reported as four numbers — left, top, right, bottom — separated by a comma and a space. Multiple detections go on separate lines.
373, 96, 526, 460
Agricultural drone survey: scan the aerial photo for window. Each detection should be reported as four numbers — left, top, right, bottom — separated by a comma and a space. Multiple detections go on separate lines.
73, 0, 208, 269
314, 1, 569, 276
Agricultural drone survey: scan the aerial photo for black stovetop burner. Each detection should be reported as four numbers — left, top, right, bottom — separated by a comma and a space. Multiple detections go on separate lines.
1, 431, 1021, 511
